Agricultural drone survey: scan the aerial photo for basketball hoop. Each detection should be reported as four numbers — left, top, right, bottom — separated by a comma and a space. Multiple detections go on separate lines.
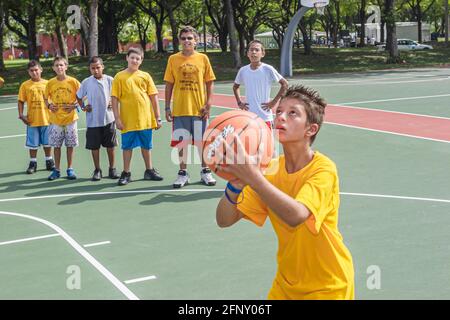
315, 3, 327, 15
301, 0, 329, 15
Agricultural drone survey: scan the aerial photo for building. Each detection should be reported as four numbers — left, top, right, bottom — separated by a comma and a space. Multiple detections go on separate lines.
365, 22, 431, 43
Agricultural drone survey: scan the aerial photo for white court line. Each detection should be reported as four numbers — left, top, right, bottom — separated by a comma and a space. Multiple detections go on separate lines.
0, 107, 16, 111
0, 210, 139, 300
326, 121, 450, 144
0, 189, 449, 204
124, 275, 157, 284
309, 77, 449, 87
337, 93, 450, 107
0, 233, 60, 246
83, 241, 111, 248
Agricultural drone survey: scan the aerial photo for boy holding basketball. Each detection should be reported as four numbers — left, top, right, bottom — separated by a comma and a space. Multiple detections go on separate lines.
44, 57, 80, 180
233, 40, 288, 128
111, 47, 163, 186
164, 26, 216, 188
18, 60, 54, 174
216, 85, 354, 300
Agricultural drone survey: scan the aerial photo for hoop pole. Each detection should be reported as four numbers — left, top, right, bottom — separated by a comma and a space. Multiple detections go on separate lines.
280, 6, 312, 77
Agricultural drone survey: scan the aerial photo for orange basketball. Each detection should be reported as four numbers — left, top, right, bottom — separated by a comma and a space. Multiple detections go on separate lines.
202, 110, 274, 181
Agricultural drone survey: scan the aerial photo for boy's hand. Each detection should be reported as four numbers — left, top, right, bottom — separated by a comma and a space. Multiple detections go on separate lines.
156, 119, 162, 130
115, 118, 124, 131
18, 114, 29, 125
200, 103, 211, 120
63, 104, 76, 113
165, 109, 173, 122
84, 104, 92, 112
238, 101, 249, 111
261, 100, 276, 111
48, 103, 58, 113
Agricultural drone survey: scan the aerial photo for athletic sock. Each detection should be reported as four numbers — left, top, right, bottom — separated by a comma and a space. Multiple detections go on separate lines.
30, 158, 37, 162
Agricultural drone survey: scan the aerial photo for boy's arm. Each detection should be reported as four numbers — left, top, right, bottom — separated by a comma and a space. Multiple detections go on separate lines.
164, 81, 173, 122
17, 101, 29, 125
262, 78, 289, 111
216, 191, 245, 228
218, 136, 311, 228
149, 93, 161, 129
200, 81, 214, 120
44, 97, 58, 113
233, 83, 249, 110
111, 96, 123, 130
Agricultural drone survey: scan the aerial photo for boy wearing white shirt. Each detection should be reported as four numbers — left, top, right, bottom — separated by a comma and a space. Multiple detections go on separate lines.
76, 56, 119, 181
233, 40, 288, 128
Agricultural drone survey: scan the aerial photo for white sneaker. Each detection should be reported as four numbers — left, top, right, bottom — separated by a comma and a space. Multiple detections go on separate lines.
173, 170, 190, 188
200, 167, 216, 186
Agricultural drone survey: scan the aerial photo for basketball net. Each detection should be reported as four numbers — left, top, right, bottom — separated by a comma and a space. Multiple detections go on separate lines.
315, 2, 326, 15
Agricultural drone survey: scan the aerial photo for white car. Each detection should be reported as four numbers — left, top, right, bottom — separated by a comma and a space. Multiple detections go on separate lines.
377, 39, 433, 51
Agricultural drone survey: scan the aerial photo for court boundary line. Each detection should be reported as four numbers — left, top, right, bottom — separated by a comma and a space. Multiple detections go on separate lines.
1, 189, 449, 204
0, 233, 60, 246
0, 210, 139, 300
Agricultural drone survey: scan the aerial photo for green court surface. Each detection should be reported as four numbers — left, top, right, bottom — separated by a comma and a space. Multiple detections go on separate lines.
1, 68, 450, 299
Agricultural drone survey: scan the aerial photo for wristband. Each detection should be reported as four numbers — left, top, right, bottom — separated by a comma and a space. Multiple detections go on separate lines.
226, 181, 242, 194
224, 188, 243, 205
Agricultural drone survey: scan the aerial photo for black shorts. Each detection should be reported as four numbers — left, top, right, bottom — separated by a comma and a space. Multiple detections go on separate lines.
85, 122, 118, 150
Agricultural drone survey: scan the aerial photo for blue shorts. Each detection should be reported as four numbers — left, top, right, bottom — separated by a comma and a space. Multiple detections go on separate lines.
121, 129, 153, 150
26, 126, 50, 149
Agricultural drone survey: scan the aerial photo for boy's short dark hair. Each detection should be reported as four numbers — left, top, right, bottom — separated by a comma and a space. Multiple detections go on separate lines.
247, 40, 265, 53
127, 47, 144, 58
89, 56, 104, 65
27, 60, 42, 69
53, 56, 68, 66
179, 26, 199, 40
282, 85, 327, 145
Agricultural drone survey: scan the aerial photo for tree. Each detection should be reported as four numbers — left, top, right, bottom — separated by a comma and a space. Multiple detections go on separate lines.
4, 0, 41, 60
400, 0, 436, 42
205, 0, 228, 52
131, 0, 167, 53
225, 0, 241, 68
359, 0, 367, 47
161, 0, 183, 53
46, 0, 69, 60
385, 0, 400, 63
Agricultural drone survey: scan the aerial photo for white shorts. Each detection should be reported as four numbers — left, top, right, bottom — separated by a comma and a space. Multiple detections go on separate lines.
48, 121, 79, 148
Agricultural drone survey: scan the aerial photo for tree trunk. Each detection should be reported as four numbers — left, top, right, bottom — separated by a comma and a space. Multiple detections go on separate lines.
89, 0, 99, 58
445, 0, 449, 44
218, 29, 228, 52
167, 9, 179, 53
359, 0, 367, 47
300, 20, 312, 55
418, 15, 422, 43
55, 22, 68, 60
0, 2, 5, 70
225, 0, 241, 68
385, 0, 399, 63
155, 22, 164, 53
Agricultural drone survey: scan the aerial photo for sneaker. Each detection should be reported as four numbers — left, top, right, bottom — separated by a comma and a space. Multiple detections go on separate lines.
66, 168, 77, 180
173, 170, 189, 188
45, 159, 55, 171
118, 171, 131, 186
200, 167, 216, 186
92, 169, 102, 181
48, 169, 61, 181
144, 168, 163, 181
108, 167, 120, 179
26, 161, 37, 174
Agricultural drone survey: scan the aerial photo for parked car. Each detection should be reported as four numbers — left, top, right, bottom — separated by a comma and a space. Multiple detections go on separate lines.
377, 39, 433, 51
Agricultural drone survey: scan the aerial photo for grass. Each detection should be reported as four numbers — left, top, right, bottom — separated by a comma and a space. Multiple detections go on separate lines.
1, 45, 450, 95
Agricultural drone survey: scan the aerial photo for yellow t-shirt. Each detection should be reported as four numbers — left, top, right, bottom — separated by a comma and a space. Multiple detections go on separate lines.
163, 52, 216, 117
111, 70, 158, 133
18, 79, 50, 127
44, 76, 80, 126
237, 151, 355, 300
